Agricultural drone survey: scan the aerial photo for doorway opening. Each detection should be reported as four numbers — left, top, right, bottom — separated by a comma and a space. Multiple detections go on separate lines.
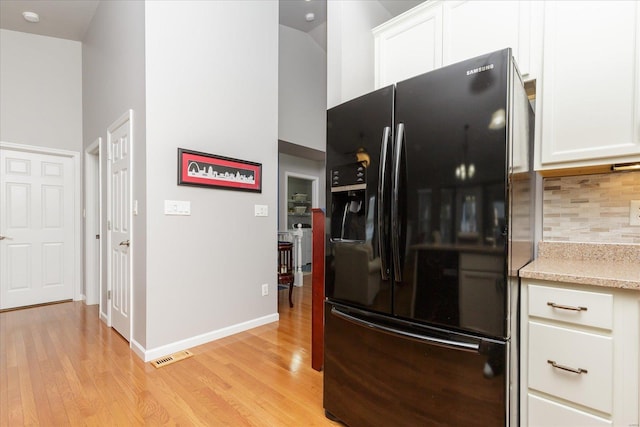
84, 138, 102, 308
283, 172, 318, 276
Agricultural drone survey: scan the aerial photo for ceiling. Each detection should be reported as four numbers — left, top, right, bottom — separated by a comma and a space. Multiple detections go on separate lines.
1, 0, 422, 162
279, 0, 327, 34
0, 0, 99, 41
0, 0, 423, 43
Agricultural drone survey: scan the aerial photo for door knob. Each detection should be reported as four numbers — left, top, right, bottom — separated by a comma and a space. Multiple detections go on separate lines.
0, 235, 9, 240
119, 240, 130, 247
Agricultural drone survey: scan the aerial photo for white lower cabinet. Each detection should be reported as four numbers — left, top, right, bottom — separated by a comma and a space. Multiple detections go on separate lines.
521, 280, 639, 426
528, 322, 612, 414
528, 394, 611, 427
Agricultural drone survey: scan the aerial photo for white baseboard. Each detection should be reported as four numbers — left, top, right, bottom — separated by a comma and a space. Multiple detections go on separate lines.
131, 338, 146, 361
138, 313, 280, 362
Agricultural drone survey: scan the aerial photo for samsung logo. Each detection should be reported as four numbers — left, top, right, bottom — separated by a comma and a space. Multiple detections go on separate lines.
466, 64, 494, 75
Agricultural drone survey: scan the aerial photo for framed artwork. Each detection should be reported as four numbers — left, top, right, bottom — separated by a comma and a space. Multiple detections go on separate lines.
177, 148, 262, 193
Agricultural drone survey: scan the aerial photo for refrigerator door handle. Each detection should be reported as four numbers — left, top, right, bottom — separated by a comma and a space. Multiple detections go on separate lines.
391, 122, 404, 282
330, 307, 480, 353
377, 126, 391, 281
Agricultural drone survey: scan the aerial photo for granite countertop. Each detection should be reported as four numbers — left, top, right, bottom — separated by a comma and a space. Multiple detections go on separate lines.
519, 242, 640, 291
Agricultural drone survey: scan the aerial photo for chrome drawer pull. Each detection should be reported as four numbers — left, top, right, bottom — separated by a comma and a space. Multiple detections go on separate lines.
547, 359, 588, 375
547, 302, 588, 312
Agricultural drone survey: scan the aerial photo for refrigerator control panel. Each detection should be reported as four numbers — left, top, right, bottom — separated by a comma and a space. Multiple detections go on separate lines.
331, 162, 366, 193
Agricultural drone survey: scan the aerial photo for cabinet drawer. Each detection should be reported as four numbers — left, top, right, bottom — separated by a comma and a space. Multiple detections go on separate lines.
528, 393, 612, 426
528, 322, 612, 414
528, 284, 613, 330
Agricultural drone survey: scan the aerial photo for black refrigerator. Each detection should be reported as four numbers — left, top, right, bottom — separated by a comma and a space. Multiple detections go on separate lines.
323, 49, 535, 426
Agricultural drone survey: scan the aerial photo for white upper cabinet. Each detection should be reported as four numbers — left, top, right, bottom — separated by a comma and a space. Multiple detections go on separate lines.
442, 1, 532, 77
373, 2, 443, 88
373, 1, 534, 89
537, 1, 640, 169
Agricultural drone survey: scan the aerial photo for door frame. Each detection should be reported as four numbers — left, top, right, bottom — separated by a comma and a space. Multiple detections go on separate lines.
283, 172, 319, 285
0, 141, 82, 302
106, 110, 134, 340
84, 138, 102, 307
283, 171, 319, 226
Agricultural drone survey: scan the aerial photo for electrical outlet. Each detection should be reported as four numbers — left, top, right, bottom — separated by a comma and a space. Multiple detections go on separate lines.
261, 283, 269, 296
630, 200, 640, 226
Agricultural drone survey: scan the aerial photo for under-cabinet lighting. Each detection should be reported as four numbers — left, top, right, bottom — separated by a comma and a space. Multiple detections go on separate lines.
611, 162, 640, 172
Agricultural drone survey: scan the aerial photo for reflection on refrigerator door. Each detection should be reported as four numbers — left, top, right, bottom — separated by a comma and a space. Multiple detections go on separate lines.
333, 242, 381, 307
456, 187, 482, 245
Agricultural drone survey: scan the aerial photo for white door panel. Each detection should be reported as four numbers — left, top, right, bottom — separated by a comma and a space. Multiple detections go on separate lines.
7, 244, 30, 290
107, 111, 132, 341
1, 148, 74, 309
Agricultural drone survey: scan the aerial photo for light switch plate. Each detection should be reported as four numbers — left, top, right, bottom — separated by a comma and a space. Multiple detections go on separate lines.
165, 200, 191, 216
255, 204, 268, 217
630, 200, 640, 226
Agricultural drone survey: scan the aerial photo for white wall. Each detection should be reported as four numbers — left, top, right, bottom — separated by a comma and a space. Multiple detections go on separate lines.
278, 153, 326, 230
82, 0, 147, 346
327, 1, 391, 108
309, 21, 327, 52
0, 29, 82, 152
144, 0, 279, 351
279, 25, 327, 152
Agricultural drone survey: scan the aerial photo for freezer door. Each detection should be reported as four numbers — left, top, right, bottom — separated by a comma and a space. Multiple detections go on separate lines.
323, 303, 508, 427
392, 49, 512, 338
325, 86, 394, 314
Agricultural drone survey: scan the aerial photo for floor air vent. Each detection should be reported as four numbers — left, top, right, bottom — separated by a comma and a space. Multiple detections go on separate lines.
150, 350, 193, 368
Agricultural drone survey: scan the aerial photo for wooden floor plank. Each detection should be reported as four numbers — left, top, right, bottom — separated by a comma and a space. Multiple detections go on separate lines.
39, 359, 72, 426
0, 277, 338, 425
22, 329, 57, 424
0, 314, 10, 427
4, 366, 24, 426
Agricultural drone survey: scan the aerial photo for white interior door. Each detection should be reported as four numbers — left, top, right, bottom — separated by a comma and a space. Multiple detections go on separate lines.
0, 148, 75, 310
107, 112, 132, 341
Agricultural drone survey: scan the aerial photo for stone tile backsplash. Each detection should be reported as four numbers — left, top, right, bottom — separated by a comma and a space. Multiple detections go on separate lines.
543, 171, 640, 244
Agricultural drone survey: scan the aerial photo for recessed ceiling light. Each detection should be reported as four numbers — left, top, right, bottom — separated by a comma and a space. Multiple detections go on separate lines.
22, 11, 40, 23
305, 12, 315, 22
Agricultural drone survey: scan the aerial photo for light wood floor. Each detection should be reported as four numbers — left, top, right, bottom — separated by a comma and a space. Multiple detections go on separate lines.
0, 277, 340, 426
